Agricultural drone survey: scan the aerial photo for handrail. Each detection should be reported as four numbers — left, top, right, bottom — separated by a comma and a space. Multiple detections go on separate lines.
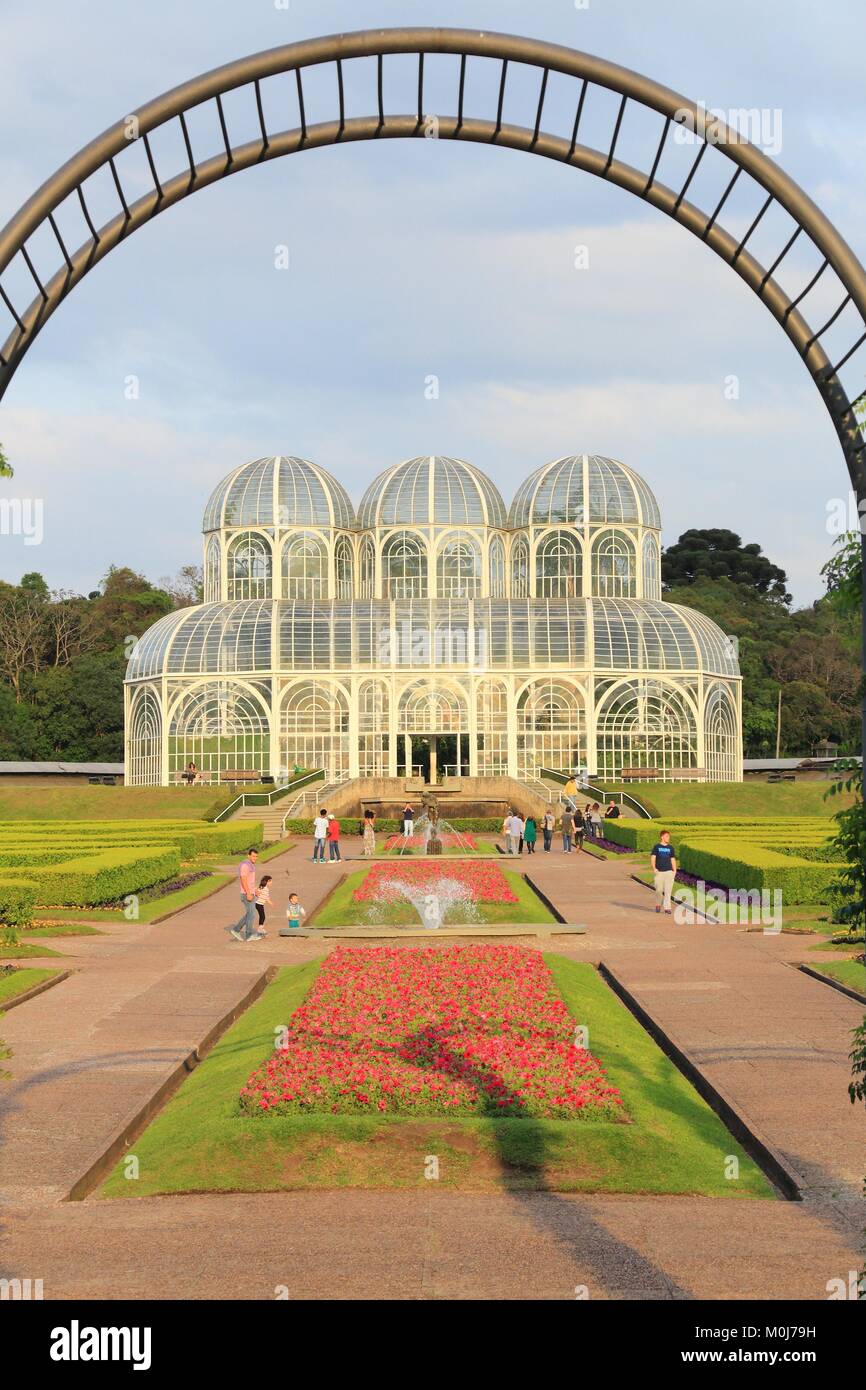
537, 767, 652, 820
211, 770, 323, 823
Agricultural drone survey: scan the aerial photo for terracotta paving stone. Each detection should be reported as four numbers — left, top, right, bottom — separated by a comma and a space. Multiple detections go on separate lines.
0, 835, 863, 1297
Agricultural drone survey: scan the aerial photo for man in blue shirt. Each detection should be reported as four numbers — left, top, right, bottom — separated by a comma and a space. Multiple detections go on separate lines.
650, 831, 677, 915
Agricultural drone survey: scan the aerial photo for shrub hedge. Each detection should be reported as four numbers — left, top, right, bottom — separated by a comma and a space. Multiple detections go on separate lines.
0, 880, 37, 927
676, 839, 843, 904
0, 845, 181, 907
283, 816, 505, 836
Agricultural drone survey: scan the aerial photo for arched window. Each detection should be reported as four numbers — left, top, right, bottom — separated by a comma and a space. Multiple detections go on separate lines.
359, 535, 375, 599
168, 682, 270, 781
517, 679, 585, 775
476, 678, 509, 775
128, 686, 162, 785
280, 681, 349, 780
204, 534, 221, 603
398, 680, 466, 733
358, 679, 390, 776
595, 679, 697, 781
704, 683, 739, 781
642, 533, 661, 600
592, 529, 636, 597
281, 533, 328, 600
383, 531, 427, 598
227, 532, 272, 601
536, 531, 583, 597
489, 536, 506, 598
511, 535, 529, 597
335, 535, 353, 600
437, 532, 481, 599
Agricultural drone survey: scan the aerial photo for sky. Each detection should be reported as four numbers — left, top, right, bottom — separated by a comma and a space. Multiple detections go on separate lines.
0, 0, 864, 605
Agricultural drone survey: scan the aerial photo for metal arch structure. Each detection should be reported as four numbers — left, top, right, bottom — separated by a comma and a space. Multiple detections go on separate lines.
1, 27, 866, 492
3, 25, 862, 763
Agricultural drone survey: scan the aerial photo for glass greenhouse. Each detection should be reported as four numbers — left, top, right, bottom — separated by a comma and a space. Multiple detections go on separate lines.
125, 453, 742, 785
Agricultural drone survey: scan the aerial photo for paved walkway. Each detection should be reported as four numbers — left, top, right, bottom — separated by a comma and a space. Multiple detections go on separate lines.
1, 838, 863, 1299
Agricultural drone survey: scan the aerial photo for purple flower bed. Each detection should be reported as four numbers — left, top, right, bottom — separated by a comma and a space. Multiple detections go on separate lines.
592, 837, 633, 855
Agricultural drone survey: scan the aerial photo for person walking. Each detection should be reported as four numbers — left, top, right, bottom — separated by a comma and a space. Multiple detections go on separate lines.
651, 830, 677, 915
583, 803, 594, 839
362, 808, 376, 857
254, 874, 273, 935
402, 803, 415, 837
524, 815, 537, 854
573, 805, 585, 851
327, 813, 342, 862
509, 811, 524, 856
590, 803, 603, 841
312, 809, 328, 862
230, 848, 260, 941
564, 775, 578, 810
280, 891, 307, 935
561, 806, 574, 853
542, 805, 556, 852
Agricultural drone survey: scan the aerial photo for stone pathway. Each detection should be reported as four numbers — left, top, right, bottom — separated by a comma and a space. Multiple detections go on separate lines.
0, 837, 863, 1299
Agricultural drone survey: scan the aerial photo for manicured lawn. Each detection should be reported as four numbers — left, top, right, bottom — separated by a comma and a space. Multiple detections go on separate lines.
807, 959, 866, 996
24, 922, 103, 936
0, 966, 61, 1004
309, 866, 557, 927
100, 956, 773, 1197
0, 785, 224, 821
0, 941, 63, 959
601, 781, 854, 819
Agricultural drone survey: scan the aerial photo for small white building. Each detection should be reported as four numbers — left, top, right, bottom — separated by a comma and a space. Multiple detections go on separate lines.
124, 454, 742, 785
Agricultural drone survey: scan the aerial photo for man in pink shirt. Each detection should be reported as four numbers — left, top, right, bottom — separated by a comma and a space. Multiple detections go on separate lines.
231, 848, 260, 941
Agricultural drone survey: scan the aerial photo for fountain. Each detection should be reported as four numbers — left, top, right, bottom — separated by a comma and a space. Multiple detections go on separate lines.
381, 875, 479, 930
395, 795, 476, 856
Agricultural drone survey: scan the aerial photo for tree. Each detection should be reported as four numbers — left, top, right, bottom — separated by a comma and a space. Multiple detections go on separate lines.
0, 442, 12, 478
0, 584, 48, 701
159, 563, 203, 608
662, 528, 791, 602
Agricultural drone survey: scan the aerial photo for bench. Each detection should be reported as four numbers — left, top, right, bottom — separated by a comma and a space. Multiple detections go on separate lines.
668, 767, 706, 781
219, 770, 262, 784
620, 767, 661, 781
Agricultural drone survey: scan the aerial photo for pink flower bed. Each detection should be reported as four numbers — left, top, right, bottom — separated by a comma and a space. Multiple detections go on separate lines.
353, 860, 517, 904
383, 831, 478, 852
239, 945, 624, 1120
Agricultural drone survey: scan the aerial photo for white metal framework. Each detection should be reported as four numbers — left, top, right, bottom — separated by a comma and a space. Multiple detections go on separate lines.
125, 452, 742, 783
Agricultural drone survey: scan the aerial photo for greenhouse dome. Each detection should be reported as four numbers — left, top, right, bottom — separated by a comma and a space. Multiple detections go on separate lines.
508, 453, 662, 530
357, 455, 507, 529
126, 452, 742, 787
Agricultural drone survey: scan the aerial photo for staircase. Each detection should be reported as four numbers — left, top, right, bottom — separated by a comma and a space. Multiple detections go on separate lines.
232, 802, 290, 842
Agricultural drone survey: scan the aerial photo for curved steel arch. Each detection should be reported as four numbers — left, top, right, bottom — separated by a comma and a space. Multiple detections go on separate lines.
1, 26, 865, 502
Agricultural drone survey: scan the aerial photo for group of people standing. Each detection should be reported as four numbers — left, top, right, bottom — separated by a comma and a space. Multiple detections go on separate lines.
502, 797, 620, 855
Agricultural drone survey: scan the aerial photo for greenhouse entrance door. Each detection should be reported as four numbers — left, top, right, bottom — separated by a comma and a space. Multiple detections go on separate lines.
407, 733, 469, 782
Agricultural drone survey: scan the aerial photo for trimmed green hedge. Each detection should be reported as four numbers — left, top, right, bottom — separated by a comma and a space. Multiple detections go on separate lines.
0, 823, 264, 859
0, 845, 181, 907
0, 880, 37, 927
604, 818, 832, 854
676, 839, 843, 904
284, 815, 505, 836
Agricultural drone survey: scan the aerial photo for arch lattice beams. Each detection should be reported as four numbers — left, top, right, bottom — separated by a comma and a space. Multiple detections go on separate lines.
1, 28, 865, 504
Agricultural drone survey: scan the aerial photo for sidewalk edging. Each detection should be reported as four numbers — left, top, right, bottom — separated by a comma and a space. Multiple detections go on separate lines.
0, 968, 71, 1012
798, 962, 866, 1006
65, 966, 277, 1203
598, 962, 806, 1202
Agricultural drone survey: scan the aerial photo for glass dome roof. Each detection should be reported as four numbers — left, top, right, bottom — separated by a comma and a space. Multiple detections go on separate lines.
127, 597, 738, 680
508, 454, 661, 530
357, 455, 507, 529
203, 456, 355, 532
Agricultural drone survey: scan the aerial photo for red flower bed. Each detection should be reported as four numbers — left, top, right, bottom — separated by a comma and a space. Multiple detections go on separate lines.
353, 860, 517, 904
383, 831, 478, 852
239, 945, 624, 1120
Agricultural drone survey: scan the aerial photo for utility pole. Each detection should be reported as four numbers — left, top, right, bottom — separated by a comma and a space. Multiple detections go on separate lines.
775, 687, 782, 759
